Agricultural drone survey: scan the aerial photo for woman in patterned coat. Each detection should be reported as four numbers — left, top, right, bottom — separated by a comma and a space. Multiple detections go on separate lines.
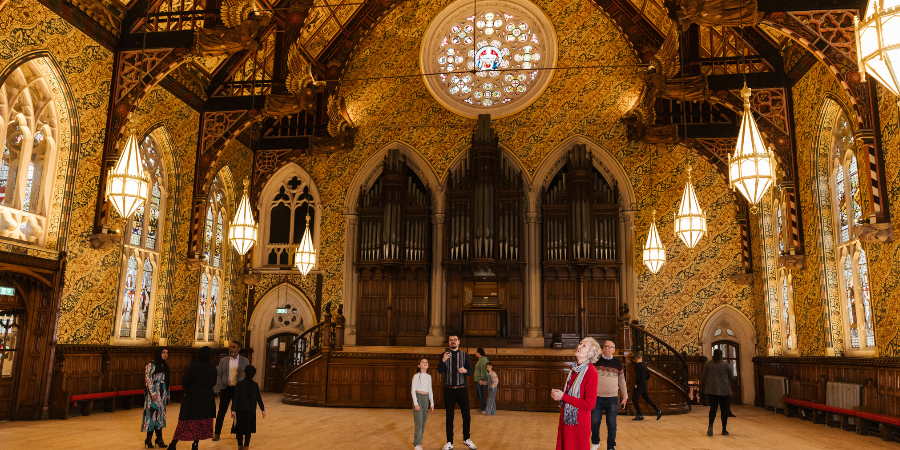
143, 347, 170, 448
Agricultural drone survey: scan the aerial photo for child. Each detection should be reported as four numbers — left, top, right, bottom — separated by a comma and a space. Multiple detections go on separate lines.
411, 357, 434, 450
483, 363, 498, 415
230, 365, 266, 450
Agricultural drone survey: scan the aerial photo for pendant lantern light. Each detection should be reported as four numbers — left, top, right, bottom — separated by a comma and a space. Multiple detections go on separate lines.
106, 134, 149, 219
229, 178, 258, 255
674, 165, 707, 249
729, 84, 776, 206
643, 210, 666, 274
855, 0, 900, 97
294, 212, 316, 277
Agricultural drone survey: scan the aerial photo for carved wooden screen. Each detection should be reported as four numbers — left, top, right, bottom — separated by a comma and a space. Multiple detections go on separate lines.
444, 115, 526, 345
355, 150, 431, 346
542, 144, 620, 344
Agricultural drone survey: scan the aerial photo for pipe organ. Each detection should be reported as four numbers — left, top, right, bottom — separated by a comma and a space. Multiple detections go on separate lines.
355, 150, 431, 345
542, 144, 621, 344
445, 115, 526, 345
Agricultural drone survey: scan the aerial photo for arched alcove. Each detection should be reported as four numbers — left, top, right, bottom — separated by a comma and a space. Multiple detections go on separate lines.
699, 305, 757, 404
254, 162, 322, 270
247, 283, 317, 388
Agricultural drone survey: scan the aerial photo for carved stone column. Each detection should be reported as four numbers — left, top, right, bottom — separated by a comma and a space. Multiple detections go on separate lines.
523, 209, 543, 347
342, 213, 359, 346
426, 211, 446, 346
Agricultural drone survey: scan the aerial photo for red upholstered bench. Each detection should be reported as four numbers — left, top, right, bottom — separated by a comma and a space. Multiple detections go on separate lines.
68, 385, 184, 417
784, 397, 899, 441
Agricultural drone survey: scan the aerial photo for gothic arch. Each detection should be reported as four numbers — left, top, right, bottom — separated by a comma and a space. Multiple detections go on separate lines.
248, 283, 317, 388
254, 162, 322, 269
699, 305, 756, 404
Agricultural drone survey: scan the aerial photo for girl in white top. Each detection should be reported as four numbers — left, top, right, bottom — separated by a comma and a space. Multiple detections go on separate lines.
411, 358, 434, 450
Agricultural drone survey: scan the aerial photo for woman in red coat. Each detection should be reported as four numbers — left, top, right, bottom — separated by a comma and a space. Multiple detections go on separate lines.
553, 337, 601, 450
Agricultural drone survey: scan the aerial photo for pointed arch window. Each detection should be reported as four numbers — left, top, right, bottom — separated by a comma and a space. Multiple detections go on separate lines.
196, 174, 228, 344
828, 111, 876, 353
0, 58, 64, 245
115, 133, 166, 342
777, 268, 797, 353
258, 169, 317, 269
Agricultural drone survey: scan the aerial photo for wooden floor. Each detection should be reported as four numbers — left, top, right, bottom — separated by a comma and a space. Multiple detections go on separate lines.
0, 394, 893, 449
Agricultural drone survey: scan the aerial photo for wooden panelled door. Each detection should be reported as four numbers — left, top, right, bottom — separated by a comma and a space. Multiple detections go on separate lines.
356, 150, 432, 346
542, 145, 621, 345
0, 309, 22, 420
712, 341, 741, 403
265, 333, 298, 392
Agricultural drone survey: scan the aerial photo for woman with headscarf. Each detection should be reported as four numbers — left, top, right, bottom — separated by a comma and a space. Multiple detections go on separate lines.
552, 337, 601, 450
168, 347, 217, 450
143, 347, 170, 448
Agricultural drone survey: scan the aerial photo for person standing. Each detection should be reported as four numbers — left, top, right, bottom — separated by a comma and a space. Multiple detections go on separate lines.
702, 348, 735, 436
411, 357, 435, 450
591, 340, 627, 450
169, 347, 217, 450
214, 341, 250, 441
631, 353, 661, 421
473, 348, 490, 413
143, 347, 170, 448
438, 335, 477, 450
553, 337, 600, 450
483, 363, 498, 416
230, 365, 266, 450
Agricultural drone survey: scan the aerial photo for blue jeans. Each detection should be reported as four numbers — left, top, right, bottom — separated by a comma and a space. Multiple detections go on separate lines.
591, 396, 618, 448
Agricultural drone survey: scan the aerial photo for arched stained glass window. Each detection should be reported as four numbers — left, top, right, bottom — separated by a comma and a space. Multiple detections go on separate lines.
115, 131, 166, 342
778, 269, 797, 352
195, 172, 229, 344
196, 273, 208, 341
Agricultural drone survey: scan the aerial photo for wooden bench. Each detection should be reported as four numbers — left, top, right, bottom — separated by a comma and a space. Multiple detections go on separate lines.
68, 385, 183, 417
784, 397, 900, 442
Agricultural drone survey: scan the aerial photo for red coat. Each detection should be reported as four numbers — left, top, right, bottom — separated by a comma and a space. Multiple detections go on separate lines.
556, 364, 598, 450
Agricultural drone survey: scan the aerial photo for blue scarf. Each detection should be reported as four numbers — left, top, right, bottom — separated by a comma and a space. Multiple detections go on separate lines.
563, 361, 589, 425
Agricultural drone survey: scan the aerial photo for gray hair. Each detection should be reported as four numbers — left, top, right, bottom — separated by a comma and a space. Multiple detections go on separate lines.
581, 337, 602, 363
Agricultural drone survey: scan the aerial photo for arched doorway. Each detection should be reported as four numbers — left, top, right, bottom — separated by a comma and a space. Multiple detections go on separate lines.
711, 340, 741, 403
700, 305, 756, 404
0, 293, 23, 419
265, 333, 297, 392
248, 283, 317, 391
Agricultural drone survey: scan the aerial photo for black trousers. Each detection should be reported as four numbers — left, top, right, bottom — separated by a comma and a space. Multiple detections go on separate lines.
707, 394, 730, 430
444, 386, 471, 443
236, 434, 252, 446
214, 386, 235, 435
632, 385, 659, 416
476, 383, 488, 411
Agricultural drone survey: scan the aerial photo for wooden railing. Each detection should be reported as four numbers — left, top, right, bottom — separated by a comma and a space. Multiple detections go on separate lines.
624, 321, 691, 405
286, 305, 345, 374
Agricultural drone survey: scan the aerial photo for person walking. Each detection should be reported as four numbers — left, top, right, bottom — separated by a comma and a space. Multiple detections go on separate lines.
438, 335, 477, 450
214, 341, 250, 441
702, 348, 735, 436
473, 348, 490, 413
483, 363, 498, 416
631, 353, 661, 421
230, 365, 266, 450
169, 347, 217, 450
143, 347, 170, 448
411, 357, 435, 450
553, 337, 600, 450
591, 340, 627, 450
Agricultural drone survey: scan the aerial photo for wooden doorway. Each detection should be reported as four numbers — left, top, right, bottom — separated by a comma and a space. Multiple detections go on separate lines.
265, 333, 298, 392
0, 309, 22, 420
712, 340, 741, 403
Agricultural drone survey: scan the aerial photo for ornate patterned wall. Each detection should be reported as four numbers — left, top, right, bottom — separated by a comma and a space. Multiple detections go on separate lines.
785, 62, 899, 357
251, 0, 754, 354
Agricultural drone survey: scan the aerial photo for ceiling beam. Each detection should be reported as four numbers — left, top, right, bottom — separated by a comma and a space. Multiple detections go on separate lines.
757, 0, 867, 12
118, 31, 195, 51
707, 71, 787, 90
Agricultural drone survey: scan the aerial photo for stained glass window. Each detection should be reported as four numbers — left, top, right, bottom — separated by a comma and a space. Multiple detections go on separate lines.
208, 277, 219, 341
780, 271, 795, 351
843, 255, 859, 349
214, 211, 223, 267
196, 172, 228, 343
136, 259, 153, 338
130, 206, 144, 246
422, 0, 557, 118
0, 147, 10, 204
119, 256, 138, 337
196, 273, 208, 341
775, 198, 785, 254
858, 250, 875, 348
147, 184, 160, 250
204, 207, 213, 261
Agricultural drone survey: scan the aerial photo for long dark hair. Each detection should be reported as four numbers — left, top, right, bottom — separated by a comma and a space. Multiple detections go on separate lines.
152, 347, 170, 385
712, 348, 723, 362
197, 346, 213, 364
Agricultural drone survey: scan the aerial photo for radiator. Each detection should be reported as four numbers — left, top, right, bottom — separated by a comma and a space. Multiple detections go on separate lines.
764, 375, 788, 409
826, 381, 862, 410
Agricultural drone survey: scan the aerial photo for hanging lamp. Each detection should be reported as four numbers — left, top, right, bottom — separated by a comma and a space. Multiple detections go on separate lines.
294, 211, 316, 276
229, 178, 258, 255
106, 134, 149, 219
643, 210, 666, 274
855, 0, 900, 97
674, 165, 707, 248
729, 83, 776, 206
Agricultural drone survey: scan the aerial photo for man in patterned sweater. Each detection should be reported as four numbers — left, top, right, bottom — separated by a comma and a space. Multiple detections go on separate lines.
591, 339, 628, 450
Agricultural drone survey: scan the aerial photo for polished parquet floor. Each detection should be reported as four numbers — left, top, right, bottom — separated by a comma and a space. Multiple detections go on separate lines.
0, 394, 893, 450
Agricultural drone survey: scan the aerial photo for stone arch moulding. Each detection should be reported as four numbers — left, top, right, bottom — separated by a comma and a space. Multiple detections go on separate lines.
253, 162, 323, 269
247, 282, 317, 388
341, 141, 442, 346
699, 304, 757, 404
530, 135, 638, 318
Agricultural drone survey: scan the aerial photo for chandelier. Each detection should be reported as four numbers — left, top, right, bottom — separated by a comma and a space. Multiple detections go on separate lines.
855, 0, 900, 96
643, 210, 666, 274
729, 84, 776, 206
674, 165, 707, 248
294, 212, 316, 276
229, 178, 257, 255
106, 134, 149, 219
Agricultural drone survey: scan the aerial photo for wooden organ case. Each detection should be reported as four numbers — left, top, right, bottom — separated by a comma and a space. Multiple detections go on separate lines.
542, 144, 621, 345
445, 115, 526, 345
355, 150, 432, 346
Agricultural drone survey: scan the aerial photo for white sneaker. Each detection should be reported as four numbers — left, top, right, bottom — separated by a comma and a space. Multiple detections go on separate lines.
443, 443, 454, 450
414, 446, 423, 450
590, 445, 600, 450
463, 439, 477, 449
